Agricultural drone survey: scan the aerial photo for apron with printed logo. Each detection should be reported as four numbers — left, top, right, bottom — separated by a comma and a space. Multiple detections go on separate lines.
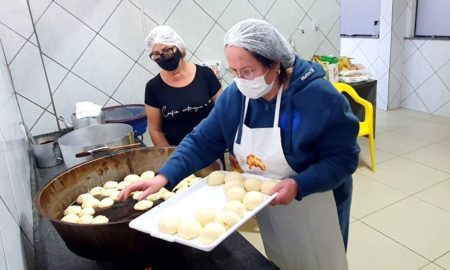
233, 86, 348, 270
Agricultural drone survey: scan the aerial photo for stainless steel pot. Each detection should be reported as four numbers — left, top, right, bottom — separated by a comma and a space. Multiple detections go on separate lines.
58, 112, 105, 130
58, 123, 134, 168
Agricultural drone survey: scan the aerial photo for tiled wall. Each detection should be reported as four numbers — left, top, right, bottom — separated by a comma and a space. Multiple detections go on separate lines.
340, 0, 393, 110
0, 41, 33, 270
341, 0, 450, 117
1, 0, 341, 136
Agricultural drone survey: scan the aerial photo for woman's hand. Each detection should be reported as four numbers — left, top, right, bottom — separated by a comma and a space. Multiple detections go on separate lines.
270, 178, 298, 205
117, 174, 169, 201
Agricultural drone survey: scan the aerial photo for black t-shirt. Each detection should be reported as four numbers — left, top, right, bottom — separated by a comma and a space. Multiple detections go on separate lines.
145, 65, 221, 145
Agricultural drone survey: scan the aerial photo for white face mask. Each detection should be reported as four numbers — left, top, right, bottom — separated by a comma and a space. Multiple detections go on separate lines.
234, 70, 274, 99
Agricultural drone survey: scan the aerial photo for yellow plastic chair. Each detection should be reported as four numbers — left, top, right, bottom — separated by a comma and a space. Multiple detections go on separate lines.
332, 82, 375, 172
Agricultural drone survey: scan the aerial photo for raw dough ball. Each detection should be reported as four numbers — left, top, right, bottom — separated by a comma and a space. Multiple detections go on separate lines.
244, 178, 262, 192
76, 193, 94, 204
188, 177, 201, 185
207, 171, 225, 186
92, 215, 109, 224
224, 180, 244, 192
82, 198, 100, 209
64, 205, 81, 216
194, 208, 216, 226
226, 187, 246, 202
161, 191, 175, 200
261, 179, 280, 195
61, 214, 79, 223
243, 191, 264, 210
89, 186, 104, 196
217, 210, 240, 229
177, 218, 202, 240
141, 170, 155, 179
78, 214, 94, 224
124, 174, 140, 183
101, 188, 118, 197
98, 198, 114, 209
79, 207, 95, 216
134, 200, 153, 211
133, 191, 143, 200
146, 192, 161, 201
103, 181, 118, 189
224, 171, 245, 183
200, 222, 226, 244
158, 215, 181, 235
108, 190, 121, 201
117, 180, 132, 190
223, 201, 246, 218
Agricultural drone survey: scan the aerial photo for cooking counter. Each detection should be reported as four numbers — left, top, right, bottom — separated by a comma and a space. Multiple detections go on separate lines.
33, 163, 279, 270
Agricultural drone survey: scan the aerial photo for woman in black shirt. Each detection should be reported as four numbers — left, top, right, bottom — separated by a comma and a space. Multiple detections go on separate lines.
144, 25, 222, 146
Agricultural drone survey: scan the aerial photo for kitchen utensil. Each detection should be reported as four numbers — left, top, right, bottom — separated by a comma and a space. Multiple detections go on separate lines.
31, 136, 63, 168
58, 112, 105, 130
35, 147, 220, 261
58, 123, 134, 168
75, 142, 141, 158
103, 104, 147, 138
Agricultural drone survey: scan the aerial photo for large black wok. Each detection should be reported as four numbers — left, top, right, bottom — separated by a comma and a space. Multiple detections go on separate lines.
36, 147, 219, 263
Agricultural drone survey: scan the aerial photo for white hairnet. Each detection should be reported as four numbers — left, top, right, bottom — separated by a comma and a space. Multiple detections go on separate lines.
224, 18, 295, 68
145, 25, 186, 55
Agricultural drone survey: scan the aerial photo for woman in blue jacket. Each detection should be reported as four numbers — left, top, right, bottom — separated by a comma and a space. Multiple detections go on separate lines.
120, 19, 359, 268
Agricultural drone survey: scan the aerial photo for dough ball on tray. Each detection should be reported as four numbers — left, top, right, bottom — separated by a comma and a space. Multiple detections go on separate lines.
98, 198, 114, 209
200, 222, 226, 244
134, 200, 153, 211
76, 193, 94, 204
89, 187, 104, 197
92, 215, 109, 224
101, 188, 118, 197
117, 180, 132, 190
194, 208, 216, 226
224, 171, 245, 183
79, 207, 95, 216
224, 180, 244, 192
207, 171, 225, 186
64, 205, 81, 216
78, 214, 94, 224
226, 187, 246, 202
61, 214, 79, 223
223, 201, 246, 218
140, 170, 155, 179
260, 179, 280, 195
243, 191, 264, 210
244, 178, 261, 192
177, 218, 202, 240
158, 215, 181, 235
124, 174, 140, 183
217, 210, 240, 229
103, 181, 118, 189
82, 198, 100, 209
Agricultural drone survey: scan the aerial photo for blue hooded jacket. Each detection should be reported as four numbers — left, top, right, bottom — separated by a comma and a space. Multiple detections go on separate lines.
158, 57, 360, 206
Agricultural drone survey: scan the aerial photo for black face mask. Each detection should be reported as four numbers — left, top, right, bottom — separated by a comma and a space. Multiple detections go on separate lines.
157, 50, 182, 71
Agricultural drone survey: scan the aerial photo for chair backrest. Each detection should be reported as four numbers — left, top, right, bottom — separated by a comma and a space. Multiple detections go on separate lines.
332, 82, 374, 125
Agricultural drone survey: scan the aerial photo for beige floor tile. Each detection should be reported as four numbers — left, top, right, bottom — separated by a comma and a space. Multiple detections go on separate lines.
392, 121, 450, 143
438, 137, 450, 147
388, 108, 433, 120
404, 143, 450, 173
416, 179, 450, 212
362, 197, 450, 260
420, 263, 445, 270
375, 112, 419, 133
357, 137, 396, 171
435, 252, 450, 270
359, 158, 450, 195
351, 173, 407, 219
375, 131, 431, 155
428, 114, 450, 127
347, 221, 428, 270
350, 216, 356, 223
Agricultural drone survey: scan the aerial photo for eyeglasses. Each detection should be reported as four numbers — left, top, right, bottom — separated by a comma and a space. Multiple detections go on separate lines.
226, 67, 268, 80
149, 46, 177, 62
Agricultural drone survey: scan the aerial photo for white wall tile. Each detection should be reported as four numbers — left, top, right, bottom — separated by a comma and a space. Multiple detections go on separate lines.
0, 24, 27, 64
16, 95, 45, 134
437, 61, 450, 91
29, 0, 52, 23
316, 37, 339, 57
403, 40, 418, 63
32, 110, 59, 134
265, 0, 304, 39
53, 73, 109, 120
100, 0, 155, 61
72, 35, 134, 95
435, 102, 450, 118
0, 0, 34, 38
417, 75, 450, 113
0, 229, 7, 270
403, 51, 434, 88
420, 40, 450, 71
295, 0, 315, 12
166, 0, 215, 51
9, 42, 52, 107
0, 200, 26, 270
35, 2, 96, 68
42, 55, 69, 92
294, 16, 322, 60
112, 64, 151, 105
0, 134, 19, 223
401, 92, 428, 113
195, 24, 227, 69
55, 0, 120, 32
137, 52, 159, 76
194, 0, 232, 20
129, 0, 179, 25
308, 0, 340, 35
217, 0, 262, 31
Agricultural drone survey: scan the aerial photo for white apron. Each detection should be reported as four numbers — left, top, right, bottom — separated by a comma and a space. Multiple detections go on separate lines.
233, 88, 348, 270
